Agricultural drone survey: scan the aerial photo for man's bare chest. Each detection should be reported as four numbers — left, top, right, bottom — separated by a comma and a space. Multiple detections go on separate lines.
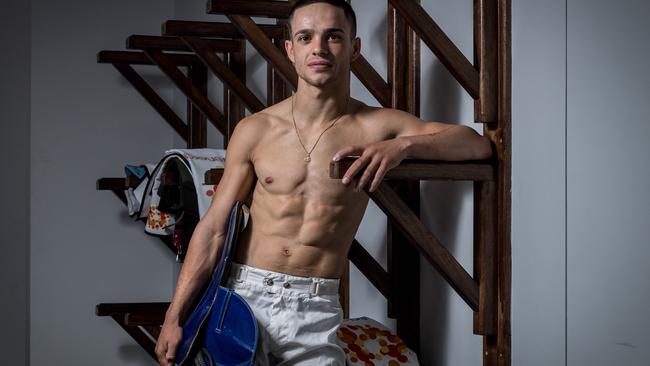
251, 123, 383, 197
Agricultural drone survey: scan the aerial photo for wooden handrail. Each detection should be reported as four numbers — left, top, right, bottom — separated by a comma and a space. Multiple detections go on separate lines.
163, 20, 286, 39
330, 157, 496, 181
388, 0, 480, 99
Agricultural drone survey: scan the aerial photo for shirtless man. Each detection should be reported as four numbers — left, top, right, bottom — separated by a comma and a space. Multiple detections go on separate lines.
156, 0, 492, 365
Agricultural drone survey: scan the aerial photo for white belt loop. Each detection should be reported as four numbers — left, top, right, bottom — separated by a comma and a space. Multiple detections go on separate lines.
235, 265, 247, 282
310, 279, 321, 296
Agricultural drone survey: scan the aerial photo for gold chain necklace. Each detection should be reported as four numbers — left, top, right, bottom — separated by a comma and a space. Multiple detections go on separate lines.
291, 95, 349, 163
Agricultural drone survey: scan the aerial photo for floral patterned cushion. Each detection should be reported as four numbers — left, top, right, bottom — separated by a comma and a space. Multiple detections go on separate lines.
336, 317, 419, 366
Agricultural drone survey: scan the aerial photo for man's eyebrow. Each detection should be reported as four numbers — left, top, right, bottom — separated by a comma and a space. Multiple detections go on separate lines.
293, 28, 346, 37
323, 28, 346, 34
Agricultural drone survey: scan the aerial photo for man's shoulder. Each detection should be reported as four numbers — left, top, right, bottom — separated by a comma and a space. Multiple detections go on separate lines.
351, 103, 423, 140
237, 99, 290, 130
230, 99, 290, 147
353, 103, 417, 127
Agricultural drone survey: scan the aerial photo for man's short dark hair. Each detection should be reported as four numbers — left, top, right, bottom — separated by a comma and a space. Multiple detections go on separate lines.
288, 0, 357, 38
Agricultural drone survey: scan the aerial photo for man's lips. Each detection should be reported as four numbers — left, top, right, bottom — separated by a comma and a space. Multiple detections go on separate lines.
307, 61, 332, 68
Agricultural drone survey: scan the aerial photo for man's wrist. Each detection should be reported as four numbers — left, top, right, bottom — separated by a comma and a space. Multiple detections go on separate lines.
397, 136, 414, 159
164, 308, 182, 325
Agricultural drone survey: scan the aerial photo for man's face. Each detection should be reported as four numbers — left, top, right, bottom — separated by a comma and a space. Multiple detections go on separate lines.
286, 3, 360, 88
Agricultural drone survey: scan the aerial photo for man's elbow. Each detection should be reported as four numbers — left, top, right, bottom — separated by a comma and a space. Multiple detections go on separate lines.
473, 135, 493, 160
456, 125, 492, 160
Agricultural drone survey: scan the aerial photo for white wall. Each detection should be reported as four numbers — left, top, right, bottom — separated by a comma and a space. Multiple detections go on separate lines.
29, 0, 177, 365
567, 0, 650, 364
512, 1, 567, 365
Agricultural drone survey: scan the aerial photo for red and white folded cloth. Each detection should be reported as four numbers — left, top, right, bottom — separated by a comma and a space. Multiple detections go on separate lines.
337, 317, 420, 365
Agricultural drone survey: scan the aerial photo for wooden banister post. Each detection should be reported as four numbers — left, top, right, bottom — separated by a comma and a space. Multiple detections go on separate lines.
387, 0, 421, 351
225, 41, 247, 147
188, 65, 208, 148
475, 0, 512, 364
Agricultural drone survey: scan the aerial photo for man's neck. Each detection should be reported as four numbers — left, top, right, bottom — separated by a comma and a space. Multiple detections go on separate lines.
292, 81, 351, 127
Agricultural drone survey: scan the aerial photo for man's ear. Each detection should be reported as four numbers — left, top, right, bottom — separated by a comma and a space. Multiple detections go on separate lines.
285, 39, 295, 63
350, 37, 361, 62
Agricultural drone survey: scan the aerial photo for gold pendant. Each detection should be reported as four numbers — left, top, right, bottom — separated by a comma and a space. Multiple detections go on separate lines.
304, 154, 311, 163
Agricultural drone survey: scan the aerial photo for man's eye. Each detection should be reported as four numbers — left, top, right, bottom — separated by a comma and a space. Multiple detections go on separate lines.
298, 35, 311, 42
328, 34, 342, 41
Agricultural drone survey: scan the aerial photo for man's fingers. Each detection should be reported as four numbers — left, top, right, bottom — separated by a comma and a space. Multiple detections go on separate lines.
369, 163, 387, 192
165, 342, 177, 365
333, 146, 363, 162
155, 342, 167, 365
342, 155, 370, 185
356, 159, 379, 191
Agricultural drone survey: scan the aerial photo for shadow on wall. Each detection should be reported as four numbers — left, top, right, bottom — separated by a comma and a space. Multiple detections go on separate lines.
119, 343, 157, 365
419, 60, 467, 366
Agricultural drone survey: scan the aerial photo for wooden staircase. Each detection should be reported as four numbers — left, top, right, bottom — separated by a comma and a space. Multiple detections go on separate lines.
95, 0, 511, 364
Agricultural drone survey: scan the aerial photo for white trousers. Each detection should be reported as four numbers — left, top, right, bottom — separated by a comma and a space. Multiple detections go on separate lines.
227, 262, 346, 366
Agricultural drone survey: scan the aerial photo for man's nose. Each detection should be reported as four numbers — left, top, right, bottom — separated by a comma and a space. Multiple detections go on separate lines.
312, 36, 329, 56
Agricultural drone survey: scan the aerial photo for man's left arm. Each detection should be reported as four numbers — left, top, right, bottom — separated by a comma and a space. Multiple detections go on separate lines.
333, 109, 492, 192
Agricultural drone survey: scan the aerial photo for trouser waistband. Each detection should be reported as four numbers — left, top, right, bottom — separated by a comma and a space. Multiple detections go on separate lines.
228, 262, 340, 296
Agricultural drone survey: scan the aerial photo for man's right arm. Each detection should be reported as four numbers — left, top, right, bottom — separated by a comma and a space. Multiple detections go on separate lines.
155, 117, 260, 365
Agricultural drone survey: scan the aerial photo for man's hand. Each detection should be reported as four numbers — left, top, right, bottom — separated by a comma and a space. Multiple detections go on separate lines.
155, 320, 182, 366
333, 138, 409, 192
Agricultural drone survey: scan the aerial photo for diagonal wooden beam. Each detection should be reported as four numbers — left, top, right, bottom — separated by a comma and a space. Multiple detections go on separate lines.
112, 63, 188, 140
162, 20, 286, 39
207, 0, 293, 18
227, 15, 298, 89
370, 182, 480, 311
389, 0, 480, 99
109, 314, 158, 360
126, 35, 241, 53
97, 50, 202, 66
348, 239, 393, 299
144, 49, 229, 135
181, 36, 266, 113
97, 304, 168, 361
351, 55, 391, 107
